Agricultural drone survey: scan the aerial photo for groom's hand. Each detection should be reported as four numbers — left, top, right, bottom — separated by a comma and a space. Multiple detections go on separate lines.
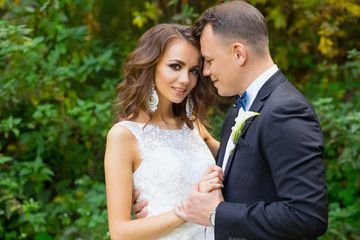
131, 189, 148, 219
174, 183, 224, 226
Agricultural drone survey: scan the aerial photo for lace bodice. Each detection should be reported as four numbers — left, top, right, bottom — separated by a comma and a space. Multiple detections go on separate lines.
116, 121, 215, 240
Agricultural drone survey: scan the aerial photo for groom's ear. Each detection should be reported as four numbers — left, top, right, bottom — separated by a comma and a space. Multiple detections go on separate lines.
232, 43, 247, 66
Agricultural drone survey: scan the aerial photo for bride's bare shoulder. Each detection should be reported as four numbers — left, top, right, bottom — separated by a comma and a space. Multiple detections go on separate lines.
106, 123, 136, 145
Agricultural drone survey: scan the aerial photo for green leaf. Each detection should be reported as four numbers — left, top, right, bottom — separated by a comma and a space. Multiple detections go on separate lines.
0, 155, 13, 164
268, 7, 287, 29
34, 232, 54, 240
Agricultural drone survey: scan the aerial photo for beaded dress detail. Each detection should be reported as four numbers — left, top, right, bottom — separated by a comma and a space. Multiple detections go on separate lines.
116, 121, 215, 240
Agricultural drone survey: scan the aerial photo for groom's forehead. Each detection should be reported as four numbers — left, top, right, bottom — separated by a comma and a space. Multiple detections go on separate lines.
200, 38, 224, 58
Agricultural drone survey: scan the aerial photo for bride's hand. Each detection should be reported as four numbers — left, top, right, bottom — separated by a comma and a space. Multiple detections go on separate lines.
198, 164, 224, 193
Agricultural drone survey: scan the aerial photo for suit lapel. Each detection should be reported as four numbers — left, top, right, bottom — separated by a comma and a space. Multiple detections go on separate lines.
221, 70, 287, 180
223, 146, 236, 182
239, 99, 263, 138
216, 107, 238, 168
241, 70, 287, 137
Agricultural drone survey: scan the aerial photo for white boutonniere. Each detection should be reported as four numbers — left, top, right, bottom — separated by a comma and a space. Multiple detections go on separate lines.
231, 111, 260, 144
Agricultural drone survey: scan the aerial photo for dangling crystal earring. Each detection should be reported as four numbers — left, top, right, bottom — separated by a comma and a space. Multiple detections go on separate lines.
186, 94, 193, 118
146, 83, 159, 112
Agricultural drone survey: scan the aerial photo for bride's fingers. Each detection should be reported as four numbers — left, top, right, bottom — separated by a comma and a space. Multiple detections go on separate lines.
202, 164, 218, 177
198, 177, 224, 193
199, 182, 223, 193
208, 176, 222, 184
209, 165, 224, 177
202, 170, 224, 183
210, 169, 224, 181
198, 175, 223, 193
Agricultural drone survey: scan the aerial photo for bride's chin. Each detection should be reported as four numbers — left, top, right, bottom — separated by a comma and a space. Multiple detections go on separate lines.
171, 99, 186, 104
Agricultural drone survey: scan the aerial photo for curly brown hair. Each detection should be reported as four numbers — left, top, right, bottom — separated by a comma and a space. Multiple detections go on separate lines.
113, 23, 216, 129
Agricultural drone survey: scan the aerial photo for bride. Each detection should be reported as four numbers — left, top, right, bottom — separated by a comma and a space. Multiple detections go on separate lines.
104, 23, 223, 239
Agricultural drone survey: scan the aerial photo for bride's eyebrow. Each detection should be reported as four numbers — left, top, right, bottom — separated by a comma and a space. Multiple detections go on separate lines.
169, 59, 185, 66
169, 59, 199, 68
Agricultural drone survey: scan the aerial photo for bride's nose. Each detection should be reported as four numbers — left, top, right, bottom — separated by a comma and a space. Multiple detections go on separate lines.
178, 72, 191, 84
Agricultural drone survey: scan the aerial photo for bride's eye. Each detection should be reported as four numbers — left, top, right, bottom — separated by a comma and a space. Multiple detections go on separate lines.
190, 68, 199, 75
169, 64, 181, 71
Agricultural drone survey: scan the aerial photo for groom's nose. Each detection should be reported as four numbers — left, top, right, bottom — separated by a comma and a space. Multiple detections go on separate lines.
202, 64, 211, 77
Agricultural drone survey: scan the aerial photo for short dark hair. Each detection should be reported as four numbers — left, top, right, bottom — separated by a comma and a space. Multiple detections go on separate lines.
193, 0, 269, 57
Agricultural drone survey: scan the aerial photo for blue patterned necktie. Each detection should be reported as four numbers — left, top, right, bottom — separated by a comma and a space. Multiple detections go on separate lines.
234, 91, 247, 111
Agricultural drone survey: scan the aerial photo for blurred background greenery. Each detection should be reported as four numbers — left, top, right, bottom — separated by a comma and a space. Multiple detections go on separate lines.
0, 0, 359, 239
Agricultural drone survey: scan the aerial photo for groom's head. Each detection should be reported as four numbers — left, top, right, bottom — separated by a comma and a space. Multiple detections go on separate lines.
193, 0, 272, 96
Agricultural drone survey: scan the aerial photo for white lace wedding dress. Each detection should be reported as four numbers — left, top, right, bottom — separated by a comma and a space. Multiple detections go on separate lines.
116, 121, 215, 239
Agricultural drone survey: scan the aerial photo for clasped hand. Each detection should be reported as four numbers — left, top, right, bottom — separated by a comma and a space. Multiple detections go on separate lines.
132, 164, 225, 226
174, 164, 225, 226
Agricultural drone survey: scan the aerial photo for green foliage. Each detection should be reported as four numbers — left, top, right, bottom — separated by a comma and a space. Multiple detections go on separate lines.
171, 4, 199, 25
326, 202, 360, 240
132, 1, 160, 28
1, 0, 115, 238
0, 0, 360, 239
314, 95, 360, 239
0, 158, 108, 239
312, 49, 360, 239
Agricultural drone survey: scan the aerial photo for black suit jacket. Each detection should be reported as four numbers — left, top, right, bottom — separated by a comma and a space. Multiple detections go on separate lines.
214, 70, 328, 240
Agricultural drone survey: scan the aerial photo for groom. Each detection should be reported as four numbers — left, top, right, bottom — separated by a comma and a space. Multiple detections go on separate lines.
134, 1, 328, 239
173, 1, 328, 239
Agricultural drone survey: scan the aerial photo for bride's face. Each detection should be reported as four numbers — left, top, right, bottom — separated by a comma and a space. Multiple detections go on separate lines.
154, 38, 200, 106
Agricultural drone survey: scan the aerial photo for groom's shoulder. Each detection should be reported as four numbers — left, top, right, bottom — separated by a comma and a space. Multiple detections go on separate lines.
273, 79, 309, 104
265, 70, 308, 103
260, 71, 317, 112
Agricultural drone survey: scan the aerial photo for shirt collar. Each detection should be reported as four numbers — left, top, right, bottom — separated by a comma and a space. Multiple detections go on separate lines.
245, 64, 278, 110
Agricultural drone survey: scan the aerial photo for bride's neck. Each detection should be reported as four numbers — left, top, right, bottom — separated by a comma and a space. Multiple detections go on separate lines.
136, 109, 183, 130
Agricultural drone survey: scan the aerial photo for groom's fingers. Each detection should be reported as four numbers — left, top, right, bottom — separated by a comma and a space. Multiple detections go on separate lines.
132, 199, 148, 216
132, 190, 140, 205
181, 199, 188, 210
174, 203, 186, 220
174, 199, 190, 220
134, 208, 148, 219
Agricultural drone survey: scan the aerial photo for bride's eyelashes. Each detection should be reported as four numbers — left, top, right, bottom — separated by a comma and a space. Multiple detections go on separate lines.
169, 63, 181, 70
168, 64, 199, 76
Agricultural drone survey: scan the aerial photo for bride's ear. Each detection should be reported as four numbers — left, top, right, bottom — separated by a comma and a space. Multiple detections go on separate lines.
232, 43, 247, 66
